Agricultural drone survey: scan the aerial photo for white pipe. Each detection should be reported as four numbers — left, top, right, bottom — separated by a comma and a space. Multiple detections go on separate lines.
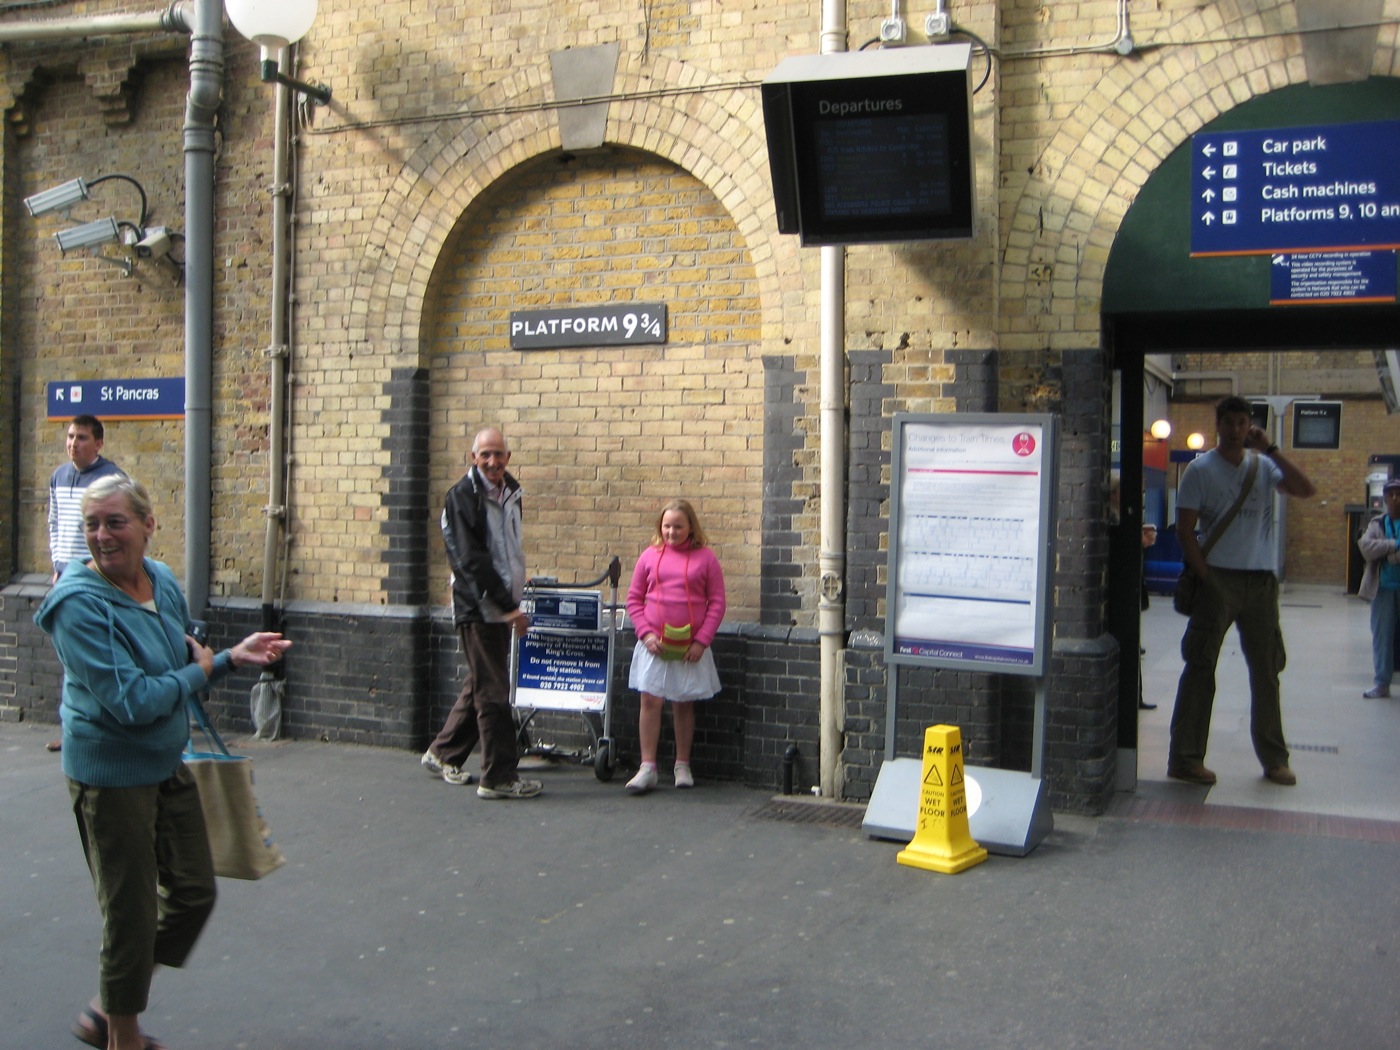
817, 0, 847, 798
0, 8, 176, 42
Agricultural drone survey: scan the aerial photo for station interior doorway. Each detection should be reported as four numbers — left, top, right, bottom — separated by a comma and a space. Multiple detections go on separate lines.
1110, 328, 1400, 816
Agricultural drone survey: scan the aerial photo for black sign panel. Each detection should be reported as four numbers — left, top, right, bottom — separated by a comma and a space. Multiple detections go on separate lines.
510, 304, 667, 349
1292, 401, 1342, 451
762, 47, 974, 246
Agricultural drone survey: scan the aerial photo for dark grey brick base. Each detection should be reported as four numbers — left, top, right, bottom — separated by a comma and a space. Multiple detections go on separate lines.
2, 589, 1115, 811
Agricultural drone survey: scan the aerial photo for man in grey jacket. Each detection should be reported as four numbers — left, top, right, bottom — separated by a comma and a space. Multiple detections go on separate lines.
420, 427, 541, 799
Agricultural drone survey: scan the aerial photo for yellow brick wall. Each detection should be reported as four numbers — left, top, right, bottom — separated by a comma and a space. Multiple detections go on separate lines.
424, 149, 763, 620
7, 38, 280, 590
4, 0, 1397, 622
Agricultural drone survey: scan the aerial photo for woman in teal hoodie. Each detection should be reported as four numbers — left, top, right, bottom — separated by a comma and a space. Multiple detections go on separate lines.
35, 475, 290, 1050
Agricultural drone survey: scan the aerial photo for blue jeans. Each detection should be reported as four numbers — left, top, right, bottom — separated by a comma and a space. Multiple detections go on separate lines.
1370, 587, 1400, 689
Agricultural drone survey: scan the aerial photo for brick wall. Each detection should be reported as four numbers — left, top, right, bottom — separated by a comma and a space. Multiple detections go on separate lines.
2, 0, 1389, 813
423, 149, 764, 621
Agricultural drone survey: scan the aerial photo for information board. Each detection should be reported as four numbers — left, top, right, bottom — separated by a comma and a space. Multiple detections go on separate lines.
513, 589, 610, 712
47, 378, 185, 421
1190, 120, 1400, 257
514, 632, 610, 712
1292, 401, 1342, 451
761, 46, 975, 245
884, 414, 1057, 675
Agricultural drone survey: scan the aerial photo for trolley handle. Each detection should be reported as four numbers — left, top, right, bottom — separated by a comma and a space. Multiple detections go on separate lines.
528, 556, 621, 591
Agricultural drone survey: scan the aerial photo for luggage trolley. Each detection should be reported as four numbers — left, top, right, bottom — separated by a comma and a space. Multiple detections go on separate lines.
509, 557, 623, 781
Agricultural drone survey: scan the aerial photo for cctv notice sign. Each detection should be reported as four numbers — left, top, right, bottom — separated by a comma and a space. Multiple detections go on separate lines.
47, 378, 185, 421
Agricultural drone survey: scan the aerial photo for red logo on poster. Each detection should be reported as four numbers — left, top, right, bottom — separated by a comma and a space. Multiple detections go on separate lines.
1012, 432, 1036, 457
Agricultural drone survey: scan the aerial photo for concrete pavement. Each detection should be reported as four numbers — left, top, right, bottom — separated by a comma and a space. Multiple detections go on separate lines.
5, 708, 1399, 1049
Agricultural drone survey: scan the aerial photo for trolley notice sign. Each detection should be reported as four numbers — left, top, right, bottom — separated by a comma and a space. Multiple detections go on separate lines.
514, 589, 609, 713
515, 633, 610, 712
884, 413, 1057, 676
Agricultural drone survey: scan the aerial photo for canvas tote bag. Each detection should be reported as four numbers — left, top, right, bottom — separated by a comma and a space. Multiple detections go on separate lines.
185, 696, 286, 880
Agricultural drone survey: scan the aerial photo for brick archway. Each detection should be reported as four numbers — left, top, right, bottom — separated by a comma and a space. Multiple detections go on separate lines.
352, 56, 800, 359
998, 0, 1400, 349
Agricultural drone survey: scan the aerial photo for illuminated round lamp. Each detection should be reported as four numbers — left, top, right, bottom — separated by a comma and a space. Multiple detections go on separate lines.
225, 0, 318, 54
1186, 432, 1206, 451
225, 0, 331, 104
1150, 419, 1172, 440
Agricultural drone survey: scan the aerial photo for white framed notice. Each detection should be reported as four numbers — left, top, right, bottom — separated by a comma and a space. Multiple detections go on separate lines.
884, 413, 1057, 676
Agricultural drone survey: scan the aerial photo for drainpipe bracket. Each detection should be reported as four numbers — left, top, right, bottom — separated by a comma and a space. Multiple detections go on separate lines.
262, 344, 289, 360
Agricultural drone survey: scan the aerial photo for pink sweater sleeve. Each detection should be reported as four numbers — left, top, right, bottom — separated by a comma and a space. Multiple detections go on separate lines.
690, 548, 727, 647
626, 547, 659, 639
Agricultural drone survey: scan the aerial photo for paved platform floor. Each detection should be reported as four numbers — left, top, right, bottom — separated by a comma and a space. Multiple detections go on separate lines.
1136, 582, 1400, 821
5, 581, 1399, 1048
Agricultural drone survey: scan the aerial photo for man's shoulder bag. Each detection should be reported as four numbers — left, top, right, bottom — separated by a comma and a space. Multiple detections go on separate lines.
1173, 452, 1260, 616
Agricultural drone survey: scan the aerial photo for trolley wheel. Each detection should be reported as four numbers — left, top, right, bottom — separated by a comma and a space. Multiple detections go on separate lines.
594, 741, 615, 782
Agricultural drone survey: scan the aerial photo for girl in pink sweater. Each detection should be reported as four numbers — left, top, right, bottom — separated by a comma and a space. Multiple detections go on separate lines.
624, 499, 727, 793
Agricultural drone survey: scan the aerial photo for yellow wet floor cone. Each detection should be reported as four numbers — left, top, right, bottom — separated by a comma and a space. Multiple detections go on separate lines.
896, 724, 988, 874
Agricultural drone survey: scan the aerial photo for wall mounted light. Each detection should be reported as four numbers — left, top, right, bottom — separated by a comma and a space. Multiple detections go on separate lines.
1150, 419, 1172, 440
1186, 432, 1206, 450
225, 0, 332, 104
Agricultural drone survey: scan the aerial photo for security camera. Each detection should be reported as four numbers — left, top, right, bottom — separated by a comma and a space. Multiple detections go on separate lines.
135, 227, 171, 259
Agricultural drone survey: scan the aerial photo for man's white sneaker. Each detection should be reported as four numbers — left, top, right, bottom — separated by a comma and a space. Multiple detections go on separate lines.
440, 764, 474, 786
421, 750, 444, 775
673, 762, 694, 789
476, 778, 543, 799
626, 765, 658, 794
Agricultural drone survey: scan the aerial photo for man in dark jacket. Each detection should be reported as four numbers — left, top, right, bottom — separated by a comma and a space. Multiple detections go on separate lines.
420, 427, 541, 799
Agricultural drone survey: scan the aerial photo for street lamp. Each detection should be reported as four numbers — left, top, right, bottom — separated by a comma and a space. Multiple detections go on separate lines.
224, 0, 331, 104
1150, 418, 1172, 440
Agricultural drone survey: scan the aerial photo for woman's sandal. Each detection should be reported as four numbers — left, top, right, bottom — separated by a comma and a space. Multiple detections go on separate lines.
72, 1005, 168, 1050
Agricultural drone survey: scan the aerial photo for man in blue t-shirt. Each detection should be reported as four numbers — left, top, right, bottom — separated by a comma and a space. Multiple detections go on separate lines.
1168, 396, 1315, 788
48, 414, 124, 582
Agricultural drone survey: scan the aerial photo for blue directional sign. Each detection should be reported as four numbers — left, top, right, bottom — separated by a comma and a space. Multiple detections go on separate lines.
47, 378, 185, 420
1190, 120, 1400, 257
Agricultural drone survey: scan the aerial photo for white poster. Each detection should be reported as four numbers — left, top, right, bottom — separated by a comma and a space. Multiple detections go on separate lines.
886, 415, 1055, 675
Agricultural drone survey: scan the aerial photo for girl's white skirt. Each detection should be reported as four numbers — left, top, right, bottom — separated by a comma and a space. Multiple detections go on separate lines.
628, 642, 721, 702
